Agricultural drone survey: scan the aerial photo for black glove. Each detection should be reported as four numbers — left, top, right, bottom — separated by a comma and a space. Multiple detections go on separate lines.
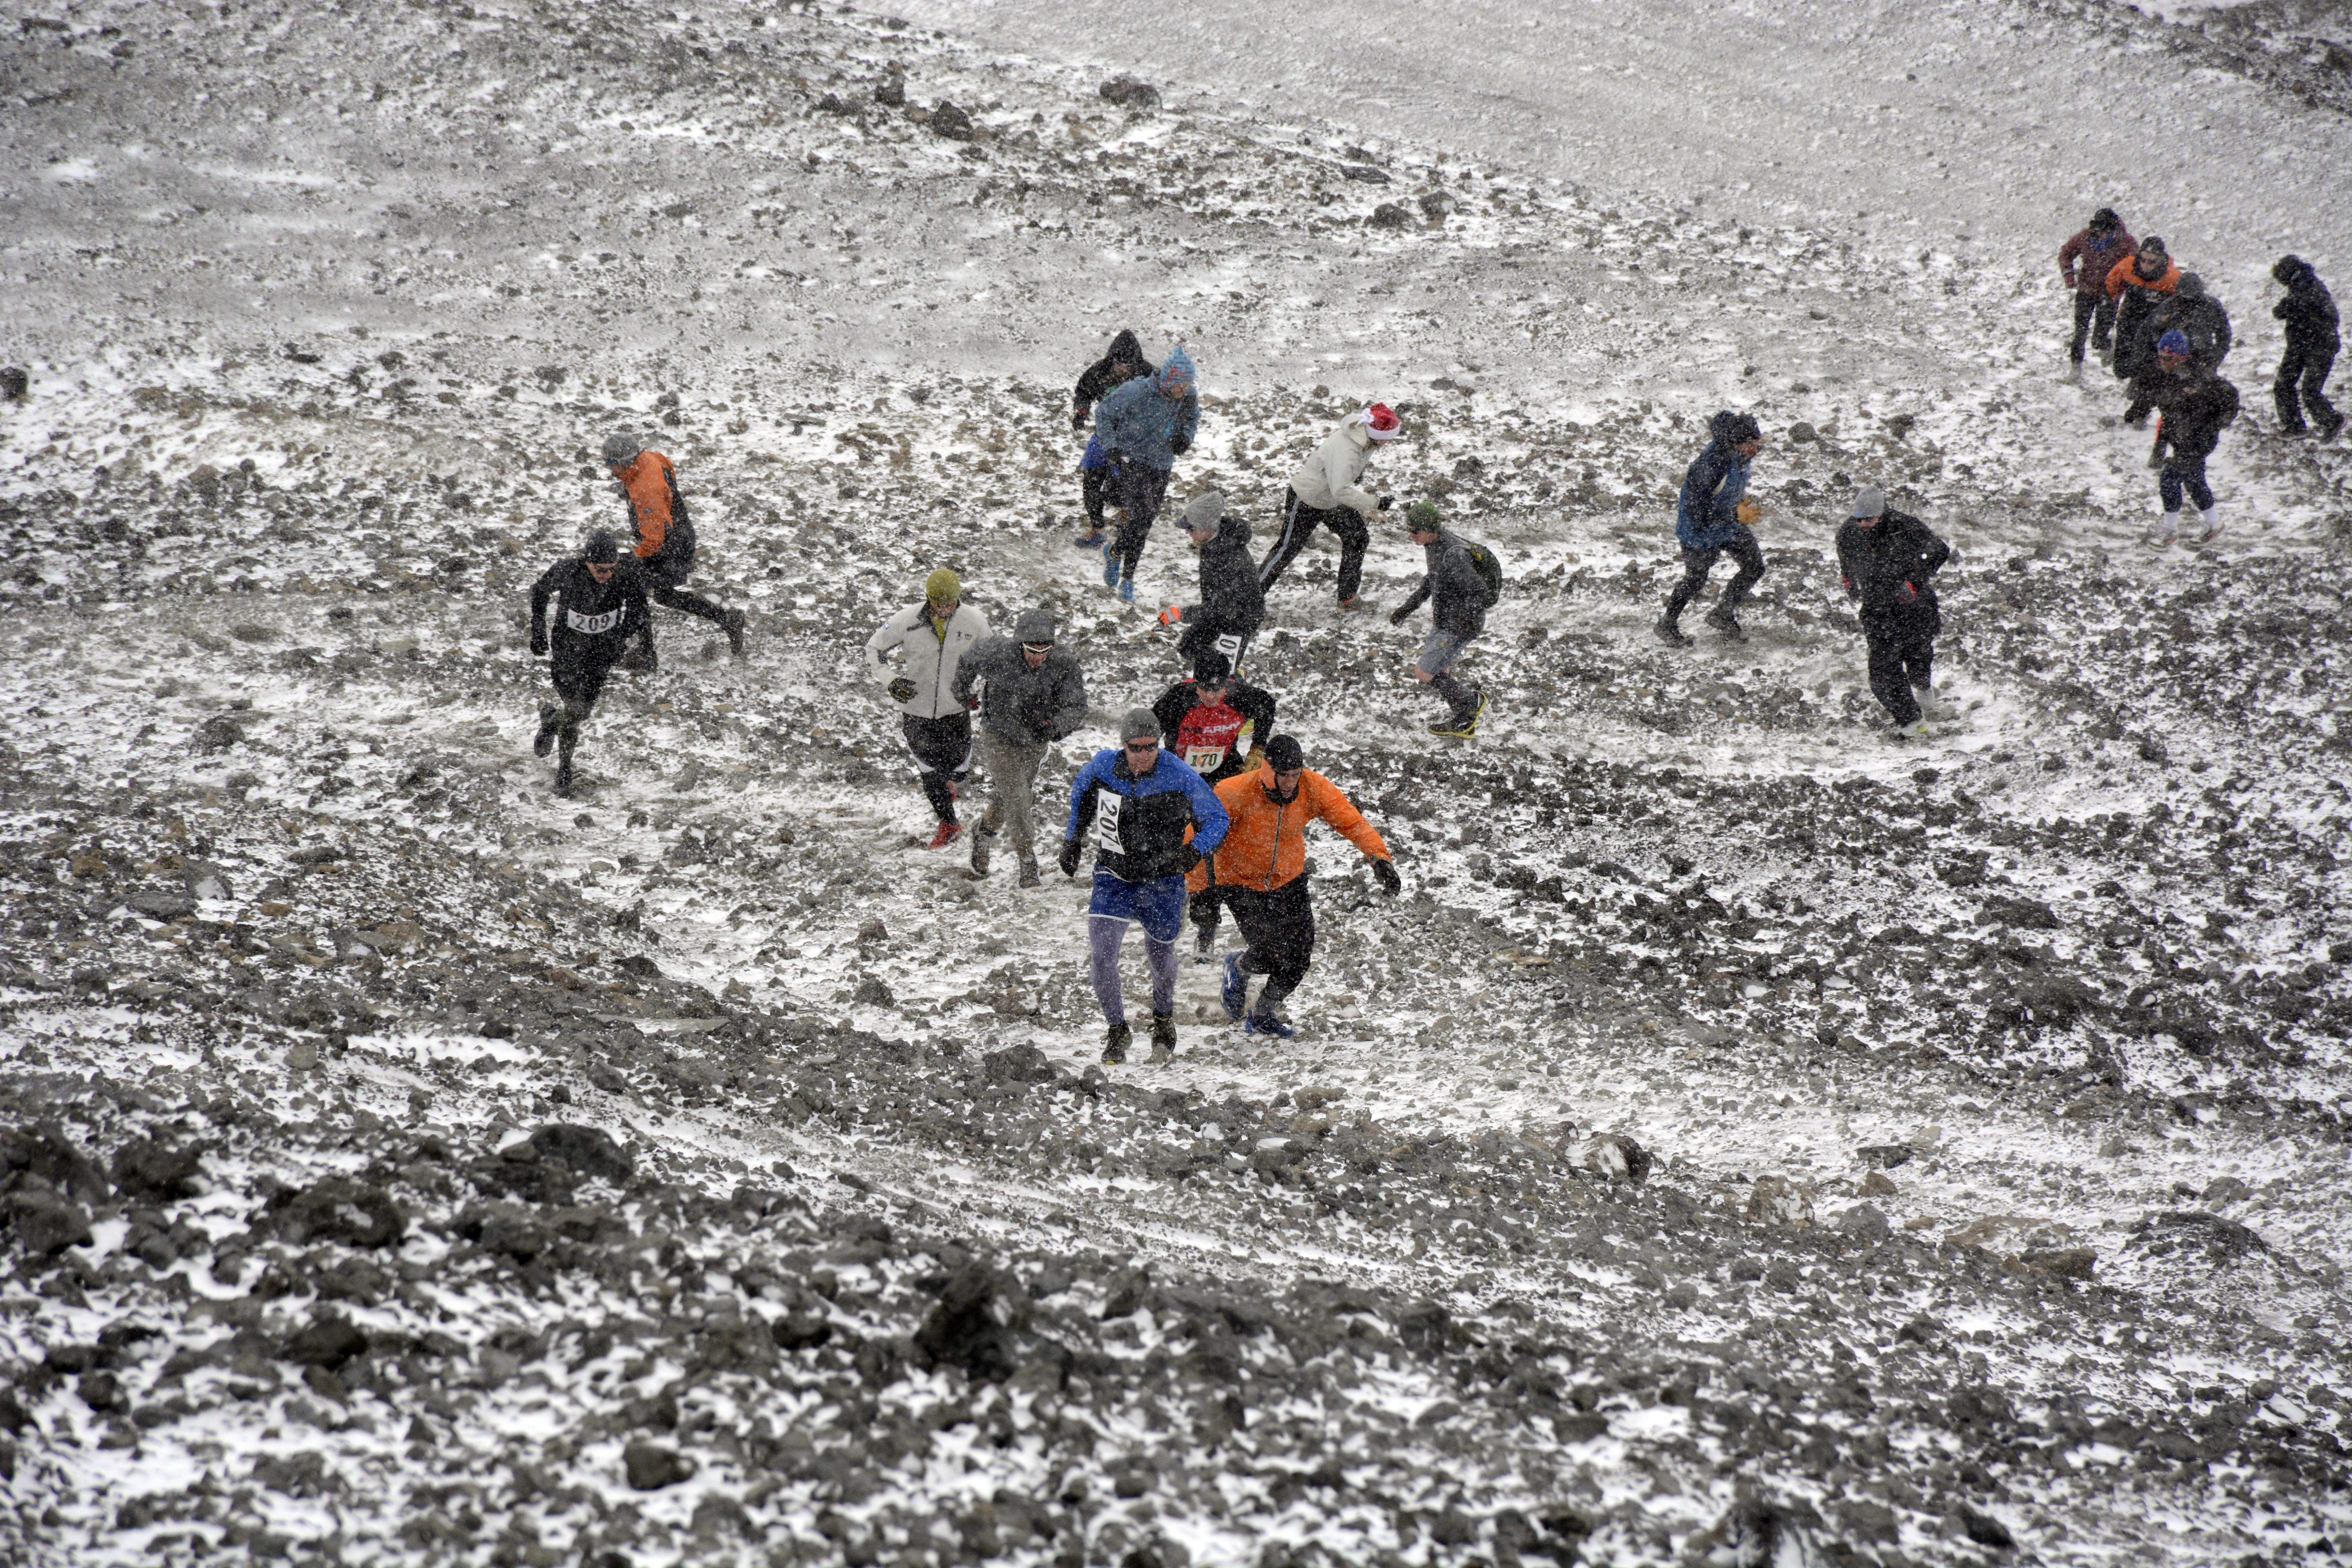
1178, 844, 1203, 874
887, 675, 917, 704
1388, 606, 1410, 627
1071, 404, 1091, 430
1896, 581, 1919, 605
1377, 495, 1394, 511
1057, 838, 1081, 877
1170, 436, 1192, 456
1372, 859, 1401, 897
530, 627, 548, 657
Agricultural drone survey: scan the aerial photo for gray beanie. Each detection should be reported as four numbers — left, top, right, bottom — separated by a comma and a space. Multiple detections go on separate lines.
601, 430, 643, 466
1013, 608, 1056, 646
2175, 272, 2205, 299
1181, 490, 1225, 534
1120, 707, 1160, 743
1849, 486, 1886, 519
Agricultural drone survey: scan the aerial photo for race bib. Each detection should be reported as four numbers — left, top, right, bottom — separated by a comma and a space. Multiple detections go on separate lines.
566, 606, 622, 635
1184, 745, 1227, 772
1094, 792, 1124, 855
1214, 633, 1243, 664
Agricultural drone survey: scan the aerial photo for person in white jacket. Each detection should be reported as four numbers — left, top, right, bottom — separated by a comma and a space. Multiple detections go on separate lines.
1257, 403, 1401, 610
865, 567, 990, 848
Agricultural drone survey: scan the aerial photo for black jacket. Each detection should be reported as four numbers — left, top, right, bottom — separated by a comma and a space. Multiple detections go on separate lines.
2141, 292, 2232, 371
2275, 262, 2341, 354
2153, 371, 2241, 461
1397, 530, 1491, 637
1152, 677, 1277, 785
1071, 329, 1154, 427
530, 557, 650, 670
1186, 514, 1264, 633
1836, 508, 1949, 626
951, 635, 1089, 746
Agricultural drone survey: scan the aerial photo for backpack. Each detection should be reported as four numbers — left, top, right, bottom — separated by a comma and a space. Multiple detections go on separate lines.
1457, 537, 1504, 605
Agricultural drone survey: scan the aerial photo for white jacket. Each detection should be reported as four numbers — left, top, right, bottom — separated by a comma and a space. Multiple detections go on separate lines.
865, 602, 990, 720
1286, 419, 1380, 515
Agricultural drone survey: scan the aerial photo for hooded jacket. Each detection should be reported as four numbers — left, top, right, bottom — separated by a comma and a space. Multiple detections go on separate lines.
1834, 508, 1949, 626
2152, 370, 2241, 463
864, 601, 991, 720
1066, 748, 1228, 883
1186, 514, 1264, 634
1286, 419, 1381, 514
2274, 260, 2341, 354
2059, 224, 2136, 297
1072, 329, 1155, 423
1093, 372, 1201, 474
951, 623, 1089, 746
2143, 289, 2232, 371
1151, 677, 1277, 785
2107, 254, 2181, 381
530, 556, 651, 670
613, 449, 690, 562
1396, 530, 1492, 637
1674, 412, 1753, 551
1185, 766, 1389, 897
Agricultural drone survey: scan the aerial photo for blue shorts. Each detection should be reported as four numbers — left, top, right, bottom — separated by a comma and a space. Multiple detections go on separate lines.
1417, 628, 1474, 676
1088, 870, 1187, 943
1079, 434, 1108, 472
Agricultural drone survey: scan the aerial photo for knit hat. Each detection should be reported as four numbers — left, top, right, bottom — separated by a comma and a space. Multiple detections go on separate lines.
1724, 412, 1762, 445
2175, 272, 2205, 300
1120, 707, 1160, 743
924, 567, 962, 603
2274, 254, 2308, 285
1156, 343, 1196, 396
1265, 735, 1305, 772
1405, 500, 1443, 532
2156, 330, 2190, 357
600, 430, 642, 466
1013, 608, 1055, 646
2140, 236, 2167, 257
1181, 490, 1224, 534
584, 530, 621, 563
2090, 207, 2120, 233
1849, 487, 1885, 519
1191, 650, 1232, 685
1359, 403, 1402, 443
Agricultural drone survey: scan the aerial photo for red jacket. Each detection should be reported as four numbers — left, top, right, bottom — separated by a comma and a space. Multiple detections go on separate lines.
2059, 225, 2136, 297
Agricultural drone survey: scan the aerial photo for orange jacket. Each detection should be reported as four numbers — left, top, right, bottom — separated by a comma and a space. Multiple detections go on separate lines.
615, 450, 683, 559
1187, 765, 1389, 895
2104, 254, 2179, 302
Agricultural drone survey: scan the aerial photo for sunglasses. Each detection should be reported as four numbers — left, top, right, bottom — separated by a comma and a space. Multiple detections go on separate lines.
1125, 740, 1160, 752
1021, 642, 1053, 655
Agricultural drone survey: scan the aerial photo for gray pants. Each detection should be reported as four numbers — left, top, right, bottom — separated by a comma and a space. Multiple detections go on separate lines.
973, 731, 1048, 854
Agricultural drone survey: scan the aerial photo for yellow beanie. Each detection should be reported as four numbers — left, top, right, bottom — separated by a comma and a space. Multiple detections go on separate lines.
925, 568, 961, 603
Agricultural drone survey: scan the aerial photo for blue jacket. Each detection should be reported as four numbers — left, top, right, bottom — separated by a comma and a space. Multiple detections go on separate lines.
1674, 412, 1753, 551
1093, 376, 1201, 474
1066, 749, 1229, 883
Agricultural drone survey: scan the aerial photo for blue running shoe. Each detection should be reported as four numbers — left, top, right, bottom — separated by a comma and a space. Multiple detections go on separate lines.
1244, 1011, 1294, 1040
1101, 538, 1121, 588
1117, 575, 1136, 604
1220, 953, 1248, 1020
1073, 530, 1106, 550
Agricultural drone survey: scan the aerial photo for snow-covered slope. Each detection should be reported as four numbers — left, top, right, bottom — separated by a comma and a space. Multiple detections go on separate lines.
0, 2, 2347, 1565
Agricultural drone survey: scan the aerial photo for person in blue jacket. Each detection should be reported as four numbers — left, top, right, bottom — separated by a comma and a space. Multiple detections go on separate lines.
1091, 345, 1202, 604
1657, 410, 1766, 646
1059, 706, 1230, 1065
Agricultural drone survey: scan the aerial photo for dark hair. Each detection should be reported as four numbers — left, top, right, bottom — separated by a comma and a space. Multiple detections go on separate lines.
1724, 413, 1762, 445
2273, 254, 2307, 285
584, 530, 620, 564
1191, 650, 1232, 684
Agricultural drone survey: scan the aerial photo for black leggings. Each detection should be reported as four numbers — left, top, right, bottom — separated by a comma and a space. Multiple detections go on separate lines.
550, 653, 621, 755
1110, 463, 1170, 582
1225, 877, 1315, 1015
633, 552, 728, 632
2275, 343, 2339, 432
1862, 615, 1935, 726
1664, 535, 1766, 622
1258, 488, 1370, 603
2069, 292, 2118, 363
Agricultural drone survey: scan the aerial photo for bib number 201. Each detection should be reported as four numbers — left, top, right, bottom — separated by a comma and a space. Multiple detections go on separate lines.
1094, 793, 1123, 855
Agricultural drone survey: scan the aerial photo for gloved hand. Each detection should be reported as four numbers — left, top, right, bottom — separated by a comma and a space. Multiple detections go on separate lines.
962, 693, 981, 711
1372, 859, 1401, 897
1057, 838, 1081, 877
530, 628, 548, 657
1896, 581, 1919, 605
1178, 844, 1203, 874
887, 675, 917, 704
1377, 495, 1394, 511
1071, 404, 1091, 430
1841, 575, 1858, 600
1735, 498, 1762, 528
1388, 606, 1411, 626
1157, 605, 1182, 626
1170, 436, 1192, 456
2146, 446, 2165, 470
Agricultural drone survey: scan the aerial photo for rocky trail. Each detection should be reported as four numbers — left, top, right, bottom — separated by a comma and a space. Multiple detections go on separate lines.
2, 0, 2350, 1564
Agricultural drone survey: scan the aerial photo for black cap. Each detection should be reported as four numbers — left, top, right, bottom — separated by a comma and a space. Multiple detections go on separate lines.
2274, 254, 2306, 284
1191, 650, 1232, 684
1265, 735, 1305, 771
584, 530, 620, 564
2090, 207, 2120, 232
1724, 412, 1762, 445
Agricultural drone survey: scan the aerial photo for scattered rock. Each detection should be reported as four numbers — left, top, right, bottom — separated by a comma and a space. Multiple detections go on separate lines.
271, 1177, 406, 1249
111, 1136, 204, 1199
623, 1440, 692, 1490
929, 101, 974, 141
1956, 1504, 2016, 1549
2020, 1246, 2096, 1279
1788, 421, 1818, 443
2, 1182, 94, 1254
1098, 76, 1159, 110
281, 1312, 368, 1369
1746, 1174, 1814, 1227
1582, 1132, 1650, 1185
526, 1124, 633, 1183
1833, 1203, 1891, 1243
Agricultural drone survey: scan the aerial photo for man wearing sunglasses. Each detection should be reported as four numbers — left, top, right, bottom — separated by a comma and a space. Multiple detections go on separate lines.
528, 530, 650, 799
951, 609, 1089, 887
1060, 709, 1230, 1065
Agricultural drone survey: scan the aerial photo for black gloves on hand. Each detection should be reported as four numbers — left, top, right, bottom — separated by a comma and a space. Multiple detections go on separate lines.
887, 675, 918, 704
1372, 859, 1401, 897
1377, 495, 1394, 511
1170, 436, 1192, 456
1071, 405, 1091, 430
1388, 606, 1411, 627
1178, 844, 1203, 875
530, 629, 548, 657
1057, 838, 1082, 877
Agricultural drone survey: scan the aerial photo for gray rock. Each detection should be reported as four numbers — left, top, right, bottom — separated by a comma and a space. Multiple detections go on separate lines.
624, 1440, 692, 1490
3, 1185, 93, 1254
111, 1136, 203, 1199
1834, 1203, 1891, 1243
1098, 76, 1159, 110
929, 102, 974, 141
281, 1312, 368, 1369
194, 715, 245, 753
1788, 421, 1818, 443
527, 1123, 633, 1183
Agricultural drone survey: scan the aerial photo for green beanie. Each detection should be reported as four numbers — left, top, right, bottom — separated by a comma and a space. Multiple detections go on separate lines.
924, 567, 961, 603
1405, 501, 1442, 531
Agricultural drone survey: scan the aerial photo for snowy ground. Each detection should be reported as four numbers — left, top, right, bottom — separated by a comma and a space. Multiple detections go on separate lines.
2, 0, 2349, 1565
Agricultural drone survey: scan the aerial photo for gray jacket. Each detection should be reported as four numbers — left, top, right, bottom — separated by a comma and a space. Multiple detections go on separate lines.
1396, 530, 1491, 637
952, 634, 1088, 746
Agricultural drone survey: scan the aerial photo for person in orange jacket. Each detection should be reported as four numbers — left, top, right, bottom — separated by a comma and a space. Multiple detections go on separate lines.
602, 430, 747, 662
1190, 734, 1400, 1037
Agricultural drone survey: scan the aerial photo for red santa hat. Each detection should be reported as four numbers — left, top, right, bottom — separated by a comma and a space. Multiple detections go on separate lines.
1359, 403, 1403, 443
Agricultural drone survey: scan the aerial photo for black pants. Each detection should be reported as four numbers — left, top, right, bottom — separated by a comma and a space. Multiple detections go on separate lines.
1258, 488, 1371, 603
1080, 464, 1113, 530
1176, 617, 1256, 676
550, 650, 622, 757
1664, 535, 1766, 623
902, 711, 973, 823
2276, 342, 2340, 432
1225, 877, 1315, 1015
1861, 611, 1935, 726
633, 550, 728, 633
1111, 463, 1171, 582
2069, 292, 2118, 363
